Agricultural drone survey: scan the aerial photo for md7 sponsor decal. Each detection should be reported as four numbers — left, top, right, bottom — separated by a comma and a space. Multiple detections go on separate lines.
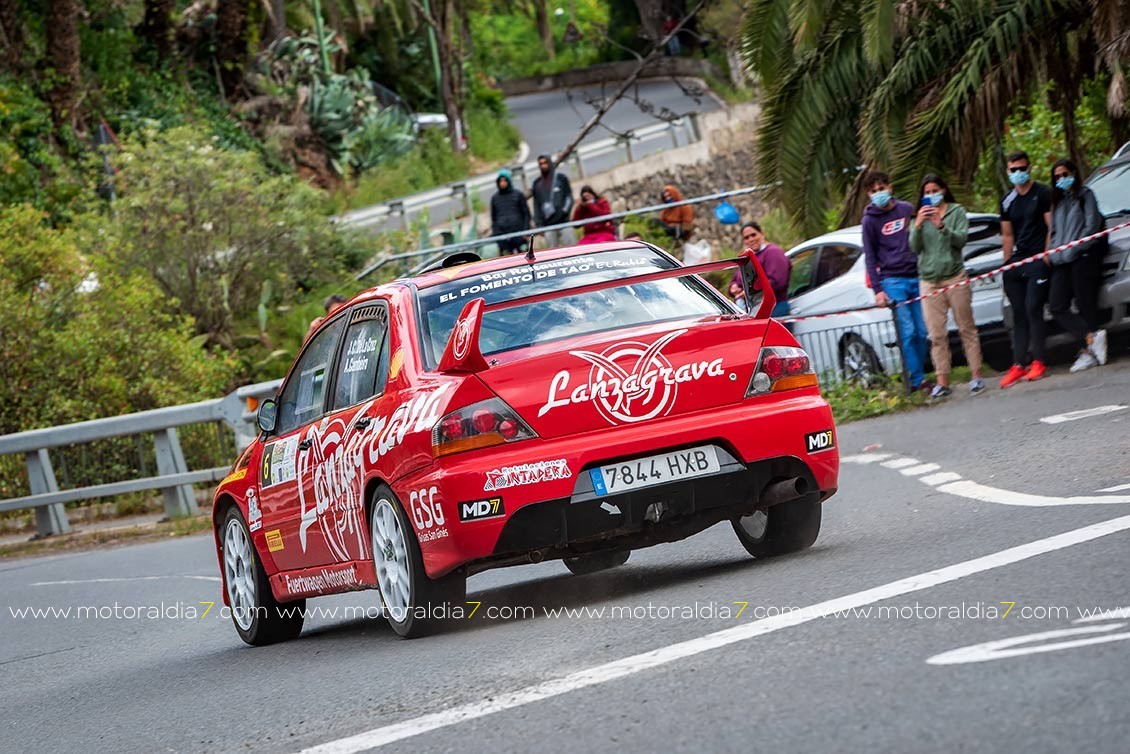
296, 385, 450, 562
485, 459, 572, 492
538, 329, 725, 425
805, 429, 835, 454
459, 497, 505, 522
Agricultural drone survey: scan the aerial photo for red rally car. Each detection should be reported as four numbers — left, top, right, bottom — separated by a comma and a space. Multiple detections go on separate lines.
212, 242, 839, 644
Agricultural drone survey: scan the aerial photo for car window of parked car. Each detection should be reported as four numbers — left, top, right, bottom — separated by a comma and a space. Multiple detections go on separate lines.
415, 248, 732, 368
813, 245, 861, 288
787, 246, 819, 298
332, 304, 391, 411
1087, 161, 1130, 217
276, 317, 346, 436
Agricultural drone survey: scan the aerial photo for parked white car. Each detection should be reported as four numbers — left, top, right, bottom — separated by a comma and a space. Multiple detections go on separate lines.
781, 214, 1007, 383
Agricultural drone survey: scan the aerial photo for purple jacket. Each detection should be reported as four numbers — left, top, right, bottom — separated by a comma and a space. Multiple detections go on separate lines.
862, 200, 917, 292
730, 243, 791, 301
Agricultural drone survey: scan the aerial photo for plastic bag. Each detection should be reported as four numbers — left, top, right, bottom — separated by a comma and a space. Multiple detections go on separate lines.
683, 238, 713, 266
713, 201, 740, 225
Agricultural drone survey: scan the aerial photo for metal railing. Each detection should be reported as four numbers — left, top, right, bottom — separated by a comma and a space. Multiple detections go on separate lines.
356, 182, 778, 280
338, 116, 699, 231
0, 379, 282, 538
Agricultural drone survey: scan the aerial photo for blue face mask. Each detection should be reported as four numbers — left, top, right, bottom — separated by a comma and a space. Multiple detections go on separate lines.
870, 190, 892, 208
923, 192, 944, 207
1009, 170, 1030, 186
1055, 176, 1075, 191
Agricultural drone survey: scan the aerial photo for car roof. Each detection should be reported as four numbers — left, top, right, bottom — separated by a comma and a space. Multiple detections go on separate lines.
787, 212, 999, 253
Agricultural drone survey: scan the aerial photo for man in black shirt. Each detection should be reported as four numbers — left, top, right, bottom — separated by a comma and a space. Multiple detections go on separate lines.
999, 150, 1053, 388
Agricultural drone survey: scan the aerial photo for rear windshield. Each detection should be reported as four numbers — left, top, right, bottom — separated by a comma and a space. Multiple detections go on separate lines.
415, 248, 732, 368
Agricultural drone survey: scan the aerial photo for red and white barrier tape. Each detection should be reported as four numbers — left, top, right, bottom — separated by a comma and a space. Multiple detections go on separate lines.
777, 220, 1130, 324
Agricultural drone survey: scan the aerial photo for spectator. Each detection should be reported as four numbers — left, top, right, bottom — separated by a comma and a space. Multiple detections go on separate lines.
728, 222, 792, 317
623, 231, 644, 241
572, 186, 617, 244
658, 184, 695, 240
532, 154, 574, 248
306, 294, 347, 339
861, 170, 930, 391
490, 168, 530, 256
1048, 158, 1108, 372
662, 15, 681, 56
998, 150, 1053, 388
908, 173, 984, 398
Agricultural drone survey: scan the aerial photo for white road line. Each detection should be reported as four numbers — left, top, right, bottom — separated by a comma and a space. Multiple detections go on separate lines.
921, 472, 963, 486
839, 453, 893, 464
936, 481, 1130, 507
1039, 404, 1127, 425
881, 458, 921, 469
900, 463, 940, 476
843, 455, 1130, 507
31, 575, 220, 586
1098, 483, 1130, 493
298, 515, 1130, 754
927, 624, 1130, 665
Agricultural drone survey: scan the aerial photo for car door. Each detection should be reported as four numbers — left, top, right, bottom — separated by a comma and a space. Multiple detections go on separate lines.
294, 303, 394, 567
258, 316, 347, 572
962, 215, 1005, 327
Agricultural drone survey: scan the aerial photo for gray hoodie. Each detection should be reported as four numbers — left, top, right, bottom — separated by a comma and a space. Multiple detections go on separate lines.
1049, 187, 1104, 265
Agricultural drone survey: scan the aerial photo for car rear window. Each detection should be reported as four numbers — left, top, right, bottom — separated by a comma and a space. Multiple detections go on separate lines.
415, 248, 732, 368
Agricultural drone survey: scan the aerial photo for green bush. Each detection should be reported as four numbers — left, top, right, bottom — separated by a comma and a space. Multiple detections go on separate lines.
331, 129, 471, 211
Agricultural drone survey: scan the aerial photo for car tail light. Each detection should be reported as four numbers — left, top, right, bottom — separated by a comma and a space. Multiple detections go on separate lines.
746, 346, 818, 396
432, 397, 536, 458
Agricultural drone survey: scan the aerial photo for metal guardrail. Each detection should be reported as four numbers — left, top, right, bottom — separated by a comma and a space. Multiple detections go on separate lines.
337, 116, 699, 231
356, 182, 778, 280
0, 379, 282, 538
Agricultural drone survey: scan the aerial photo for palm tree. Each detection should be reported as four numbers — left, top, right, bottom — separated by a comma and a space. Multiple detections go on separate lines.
742, 0, 1130, 233
45, 0, 81, 129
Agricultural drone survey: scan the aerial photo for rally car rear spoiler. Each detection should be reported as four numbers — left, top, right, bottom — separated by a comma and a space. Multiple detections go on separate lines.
437, 250, 775, 374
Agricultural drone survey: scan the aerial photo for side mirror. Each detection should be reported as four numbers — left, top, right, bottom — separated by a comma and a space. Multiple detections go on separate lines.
256, 399, 278, 434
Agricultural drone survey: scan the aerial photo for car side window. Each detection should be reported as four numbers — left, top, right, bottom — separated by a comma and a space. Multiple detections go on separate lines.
276, 318, 346, 436
813, 244, 862, 288
788, 247, 819, 298
332, 304, 391, 411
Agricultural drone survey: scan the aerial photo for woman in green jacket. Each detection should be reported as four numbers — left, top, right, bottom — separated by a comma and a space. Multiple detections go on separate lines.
909, 173, 984, 398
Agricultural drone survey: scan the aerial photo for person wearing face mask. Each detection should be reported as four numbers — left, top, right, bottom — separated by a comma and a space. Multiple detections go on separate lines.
572, 186, 617, 244
861, 170, 930, 391
998, 151, 1053, 387
909, 173, 984, 398
1047, 158, 1108, 372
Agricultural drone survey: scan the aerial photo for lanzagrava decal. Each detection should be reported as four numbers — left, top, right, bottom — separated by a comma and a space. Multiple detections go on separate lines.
538, 329, 725, 425
296, 385, 451, 562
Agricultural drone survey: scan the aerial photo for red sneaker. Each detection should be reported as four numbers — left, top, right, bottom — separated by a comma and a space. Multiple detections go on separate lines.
1000, 364, 1028, 388
1026, 360, 1046, 381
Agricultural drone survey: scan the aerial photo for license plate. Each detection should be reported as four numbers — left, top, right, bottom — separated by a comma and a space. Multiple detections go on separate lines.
589, 446, 722, 496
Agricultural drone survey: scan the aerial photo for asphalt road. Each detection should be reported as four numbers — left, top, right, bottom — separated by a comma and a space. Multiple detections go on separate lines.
363, 80, 720, 240
2, 357, 1128, 753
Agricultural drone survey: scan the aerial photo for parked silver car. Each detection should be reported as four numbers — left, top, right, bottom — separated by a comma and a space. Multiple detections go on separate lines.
782, 214, 1007, 382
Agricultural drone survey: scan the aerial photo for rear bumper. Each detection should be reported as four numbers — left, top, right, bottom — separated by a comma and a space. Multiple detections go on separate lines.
397, 390, 839, 577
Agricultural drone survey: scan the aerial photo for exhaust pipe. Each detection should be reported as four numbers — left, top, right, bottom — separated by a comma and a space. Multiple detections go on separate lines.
760, 477, 809, 507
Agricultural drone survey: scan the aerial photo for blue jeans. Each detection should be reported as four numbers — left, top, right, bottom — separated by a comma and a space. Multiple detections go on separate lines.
771, 300, 790, 317
881, 277, 928, 388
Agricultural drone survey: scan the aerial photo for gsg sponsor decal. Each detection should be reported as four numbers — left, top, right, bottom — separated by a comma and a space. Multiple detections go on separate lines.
459, 497, 504, 522
538, 329, 724, 425
805, 429, 835, 453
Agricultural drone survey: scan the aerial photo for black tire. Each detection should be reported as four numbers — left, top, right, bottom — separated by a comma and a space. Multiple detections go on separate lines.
563, 549, 631, 575
221, 507, 305, 646
370, 485, 466, 639
840, 334, 883, 385
732, 496, 821, 558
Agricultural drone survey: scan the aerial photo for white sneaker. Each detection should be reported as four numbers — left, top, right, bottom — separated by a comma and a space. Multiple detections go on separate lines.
1070, 350, 1098, 373
1092, 329, 1108, 365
